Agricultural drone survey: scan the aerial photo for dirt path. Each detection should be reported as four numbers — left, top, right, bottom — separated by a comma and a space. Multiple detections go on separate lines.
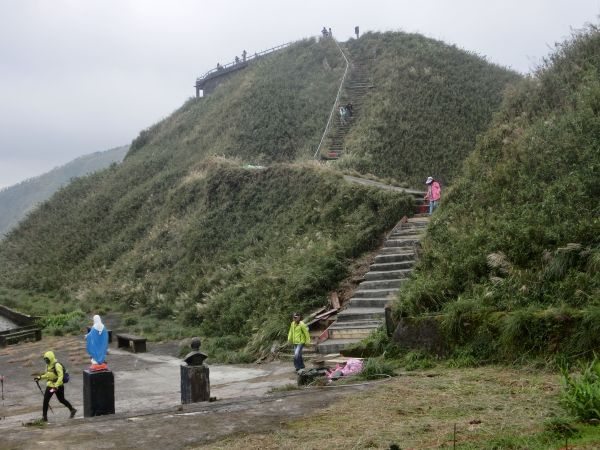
343, 175, 424, 196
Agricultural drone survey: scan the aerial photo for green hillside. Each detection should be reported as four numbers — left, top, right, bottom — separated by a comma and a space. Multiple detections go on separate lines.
0, 33, 521, 356
335, 32, 521, 185
0, 145, 128, 237
393, 27, 600, 361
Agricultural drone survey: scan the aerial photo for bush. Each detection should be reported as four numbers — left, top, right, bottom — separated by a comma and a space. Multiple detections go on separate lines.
357, 357, 397, 380
402, 350, 435, 371
561, 357, 600, 421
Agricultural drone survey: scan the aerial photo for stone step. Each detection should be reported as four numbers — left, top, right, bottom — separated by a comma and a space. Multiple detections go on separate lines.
364, 269, 412, 281
359, 279, 406, 290
348, 297, 391, 308
389, 228, 425, 237
329, 319, 383, 330
384, 238, 420, 248
374, 253, 414, 263
353, 287, 399, 298
316, 338, 361, 354
370, 260, 416, 271
329, 326, 379, 340
379, 247, 415, 255
336, 308, 385, 322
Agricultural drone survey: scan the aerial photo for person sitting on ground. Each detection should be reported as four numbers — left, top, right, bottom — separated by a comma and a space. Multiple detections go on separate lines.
34, 351, 76, 422
287, 312, 310, 372
216, 63, 222, 70
424, 176, 441, 214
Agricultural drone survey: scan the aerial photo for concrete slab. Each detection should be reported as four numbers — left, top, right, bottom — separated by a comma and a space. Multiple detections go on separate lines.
0, 315, 18, 332
0, 336, 296, 429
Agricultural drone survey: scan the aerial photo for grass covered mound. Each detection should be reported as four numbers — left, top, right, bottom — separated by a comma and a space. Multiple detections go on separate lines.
393, 26, 600, 360
335, 31, 521, 185
0, 159, 413, 355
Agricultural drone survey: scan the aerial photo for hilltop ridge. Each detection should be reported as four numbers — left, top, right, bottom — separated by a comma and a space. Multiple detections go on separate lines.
0, 145, 128, 237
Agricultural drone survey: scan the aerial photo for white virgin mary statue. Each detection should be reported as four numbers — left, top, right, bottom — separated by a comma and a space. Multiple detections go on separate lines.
85, 315, 109, 367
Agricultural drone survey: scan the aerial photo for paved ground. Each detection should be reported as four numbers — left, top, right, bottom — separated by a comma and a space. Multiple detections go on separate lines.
0, 335, 346, 449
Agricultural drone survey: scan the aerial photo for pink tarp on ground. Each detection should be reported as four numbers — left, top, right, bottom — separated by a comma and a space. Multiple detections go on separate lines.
326, 358, 363, 379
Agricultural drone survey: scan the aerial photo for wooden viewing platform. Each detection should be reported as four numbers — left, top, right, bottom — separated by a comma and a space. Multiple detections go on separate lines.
194, 42, 291, 97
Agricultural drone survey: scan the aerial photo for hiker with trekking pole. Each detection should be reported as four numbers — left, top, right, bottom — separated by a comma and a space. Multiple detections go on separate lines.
33, 351, 76, 422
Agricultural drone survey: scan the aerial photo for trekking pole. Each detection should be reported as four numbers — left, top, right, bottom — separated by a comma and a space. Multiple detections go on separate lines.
34, 379, 54, 414
1, 375, 4, 414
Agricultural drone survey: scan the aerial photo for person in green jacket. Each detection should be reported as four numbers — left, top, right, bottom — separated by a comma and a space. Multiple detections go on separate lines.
287, 312, 311, 371
34, 350, 76, 421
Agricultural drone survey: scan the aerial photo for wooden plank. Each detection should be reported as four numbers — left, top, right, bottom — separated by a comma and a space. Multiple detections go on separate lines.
329, 292, 341, 310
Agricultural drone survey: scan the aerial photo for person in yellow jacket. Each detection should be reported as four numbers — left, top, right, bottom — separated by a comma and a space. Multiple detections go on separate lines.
287, 312, 311, 371
34, 351, 77, 421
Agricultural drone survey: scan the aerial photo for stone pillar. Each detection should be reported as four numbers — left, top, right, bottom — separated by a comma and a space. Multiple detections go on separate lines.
83, 369, 115, 417
180, 365, 210, 404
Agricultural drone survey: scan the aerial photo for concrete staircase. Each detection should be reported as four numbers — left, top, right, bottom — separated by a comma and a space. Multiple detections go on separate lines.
322, 57, 372, 160
317, 215, 430, 354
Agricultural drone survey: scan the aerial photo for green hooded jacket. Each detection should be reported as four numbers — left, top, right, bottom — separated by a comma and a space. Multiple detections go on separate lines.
39, 351, 64, 388
287, 321, 310, 345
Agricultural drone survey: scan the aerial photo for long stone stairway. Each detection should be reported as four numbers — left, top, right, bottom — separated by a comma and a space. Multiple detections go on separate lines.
322, 56, 372, 160
316, 215, 430, 354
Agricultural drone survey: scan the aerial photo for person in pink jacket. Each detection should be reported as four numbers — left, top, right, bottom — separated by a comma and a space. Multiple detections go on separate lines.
425, 176, 441, 214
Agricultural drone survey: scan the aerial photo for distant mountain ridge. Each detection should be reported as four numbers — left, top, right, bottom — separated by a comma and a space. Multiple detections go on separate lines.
0, 145, 128, 237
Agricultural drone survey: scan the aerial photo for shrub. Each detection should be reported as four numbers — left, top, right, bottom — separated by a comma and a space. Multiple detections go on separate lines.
357, 357, 397, 380
402, 350, 435, 371
561, 357, 600, 421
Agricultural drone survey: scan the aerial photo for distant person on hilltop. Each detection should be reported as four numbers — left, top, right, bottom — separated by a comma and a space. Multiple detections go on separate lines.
329, 27, 332, 37
322, 27, 328, 38
242, 49, 247, 62
355, 25, 360, 39
424, 176, 441, 214
287, 312, 310, 372
235, 56, 240, 64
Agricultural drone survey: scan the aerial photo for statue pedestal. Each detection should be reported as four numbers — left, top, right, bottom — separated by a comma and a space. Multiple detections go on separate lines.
83, 369, 115, 417
180, 365, 210, 404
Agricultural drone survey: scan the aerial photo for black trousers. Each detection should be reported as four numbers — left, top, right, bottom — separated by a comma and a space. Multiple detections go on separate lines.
43, 385, 73, 418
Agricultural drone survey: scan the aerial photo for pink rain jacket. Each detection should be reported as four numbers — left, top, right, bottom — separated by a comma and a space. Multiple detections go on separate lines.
427, 181, 441, 201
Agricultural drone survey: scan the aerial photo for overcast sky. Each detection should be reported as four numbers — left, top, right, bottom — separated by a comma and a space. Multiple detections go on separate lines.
0, 0, 599, 189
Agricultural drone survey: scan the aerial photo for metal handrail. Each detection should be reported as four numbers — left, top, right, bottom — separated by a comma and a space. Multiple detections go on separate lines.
313, 39, 349, 159
196, 42, 292, 83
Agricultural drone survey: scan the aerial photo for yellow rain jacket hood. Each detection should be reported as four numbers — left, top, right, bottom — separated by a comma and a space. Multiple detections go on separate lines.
40, 351, 64, 388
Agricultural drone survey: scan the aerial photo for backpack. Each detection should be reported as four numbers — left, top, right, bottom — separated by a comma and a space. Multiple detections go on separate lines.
52, 361, 70, 383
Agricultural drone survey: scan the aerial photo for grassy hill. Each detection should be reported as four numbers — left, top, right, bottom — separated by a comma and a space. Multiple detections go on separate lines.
0, 33, 520, 357
393, 26, 600, 361
334, 32, 521, 186
0, 145, 128, 237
